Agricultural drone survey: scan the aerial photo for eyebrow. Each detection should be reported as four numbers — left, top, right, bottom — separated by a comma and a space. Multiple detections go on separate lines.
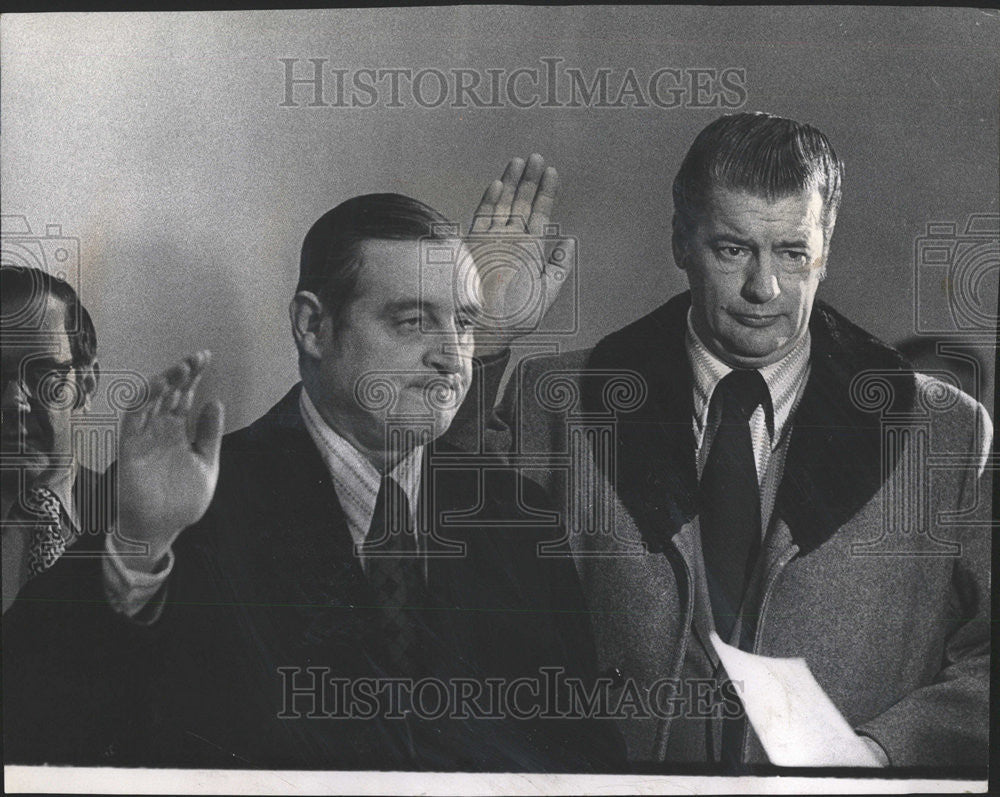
707, 233, 813, 249
19, 355, 74, 368
383, 298, 482, 316
383, 300, 424, 315
773, 238, 813, 249
707, 232, 753, 246
0, 356, 73, 379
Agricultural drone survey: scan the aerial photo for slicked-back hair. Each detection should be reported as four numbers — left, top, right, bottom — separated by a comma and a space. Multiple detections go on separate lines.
297, 193, 455, 330
672, 112, 844, 252
1, 265, 98, 370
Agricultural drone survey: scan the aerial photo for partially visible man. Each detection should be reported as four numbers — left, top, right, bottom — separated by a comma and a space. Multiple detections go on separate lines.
2, 265, 146, 764
453, 114, 992, 771
2, 266, 99, 610
105, 190, 618, 770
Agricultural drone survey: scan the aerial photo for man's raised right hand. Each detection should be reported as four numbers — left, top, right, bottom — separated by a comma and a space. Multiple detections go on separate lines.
116, 351, 224, 573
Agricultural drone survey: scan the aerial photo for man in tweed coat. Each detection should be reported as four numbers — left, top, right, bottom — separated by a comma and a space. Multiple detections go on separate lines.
450, 113, 992, 771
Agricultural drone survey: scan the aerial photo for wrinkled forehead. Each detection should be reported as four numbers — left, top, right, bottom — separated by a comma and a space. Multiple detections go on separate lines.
356, 237, 482, 310
1, 293, 73, 363
690, 184, 827, 233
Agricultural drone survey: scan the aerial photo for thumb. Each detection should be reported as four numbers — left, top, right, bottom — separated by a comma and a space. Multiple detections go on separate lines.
194, 400, 225, 463
545, 235, 576, 281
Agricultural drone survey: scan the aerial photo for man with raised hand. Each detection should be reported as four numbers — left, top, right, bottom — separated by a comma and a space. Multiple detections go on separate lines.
105, 185, 618, 770
452, 115, 992, 771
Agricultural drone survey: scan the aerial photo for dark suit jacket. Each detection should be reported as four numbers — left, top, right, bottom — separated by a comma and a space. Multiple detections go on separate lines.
145, 385, 621, 771
450, 291, 992, 773
3, 466, 150, 766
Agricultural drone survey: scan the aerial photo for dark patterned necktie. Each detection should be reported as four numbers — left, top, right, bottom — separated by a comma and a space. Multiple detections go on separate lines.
6, 487, 69, 577
365, 474, 427, 677
699, 368, 769, 642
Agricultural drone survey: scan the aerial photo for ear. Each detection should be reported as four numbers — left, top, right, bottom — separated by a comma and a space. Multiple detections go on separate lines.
816, 247, 829, 282
289, 291, 327, 360
671, 213, 688, 271
75, 359, 99, 411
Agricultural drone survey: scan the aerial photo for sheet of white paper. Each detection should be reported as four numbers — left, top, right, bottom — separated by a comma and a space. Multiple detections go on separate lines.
710, 631, 881, 767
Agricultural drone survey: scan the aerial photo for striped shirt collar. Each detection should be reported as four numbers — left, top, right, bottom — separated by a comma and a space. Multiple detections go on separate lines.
299, 387, 423, 554
686, 309, 812, 450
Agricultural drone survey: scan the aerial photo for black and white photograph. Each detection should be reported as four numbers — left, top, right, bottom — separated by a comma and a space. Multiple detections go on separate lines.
1, 6, 997, 795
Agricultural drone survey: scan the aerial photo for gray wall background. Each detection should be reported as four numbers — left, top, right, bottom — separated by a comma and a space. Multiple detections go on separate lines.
3, 7, 997, 431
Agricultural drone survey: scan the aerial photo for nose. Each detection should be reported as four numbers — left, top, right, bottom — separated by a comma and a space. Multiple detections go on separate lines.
1, 374, 31, 413
1, 377, 31, 436
741, 255, 781, 304
423, 327, 469, 376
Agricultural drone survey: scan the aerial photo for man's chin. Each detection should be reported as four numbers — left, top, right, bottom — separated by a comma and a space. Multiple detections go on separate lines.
713, 344, 783, 369
376, 417, 447, 449
394, 413, 457, 443
713, 327, 801, 367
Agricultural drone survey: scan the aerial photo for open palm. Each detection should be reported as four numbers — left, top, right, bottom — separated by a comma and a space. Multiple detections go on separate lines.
468, 153, 576, 356
117, 351, 224, 569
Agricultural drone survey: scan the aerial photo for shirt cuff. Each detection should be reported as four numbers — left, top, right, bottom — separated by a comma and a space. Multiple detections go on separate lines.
103, 532, 173, 623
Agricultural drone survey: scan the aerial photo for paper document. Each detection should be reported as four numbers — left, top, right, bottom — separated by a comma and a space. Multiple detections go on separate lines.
710, 631, 882, 767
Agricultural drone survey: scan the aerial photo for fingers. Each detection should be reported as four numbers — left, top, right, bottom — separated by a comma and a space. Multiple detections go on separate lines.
540, 235, 576, 315
493, 156, 526, 225
510, 154, 546, 230
122, 373, 164, 437
545, 234, 576, 276
474, 154, 556, 233
120, 403, 145, 438
156, 357, 193, 414
124, 351, 212, 435
135, 370, 173, 433
527, 165, 558, 236
160, 350, 210, 414
470, 179, 503, 234
193, 400, 225, 463
176, 350, 212, 415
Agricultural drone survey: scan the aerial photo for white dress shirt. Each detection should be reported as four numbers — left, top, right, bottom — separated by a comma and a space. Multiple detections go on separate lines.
298, 387, 424, 573
686, 310, 812, 486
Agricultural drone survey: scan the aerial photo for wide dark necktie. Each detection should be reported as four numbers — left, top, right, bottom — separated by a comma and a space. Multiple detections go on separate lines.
365, 474, 427, 677
699, 368, 769, 642
698, 368, 769, 770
